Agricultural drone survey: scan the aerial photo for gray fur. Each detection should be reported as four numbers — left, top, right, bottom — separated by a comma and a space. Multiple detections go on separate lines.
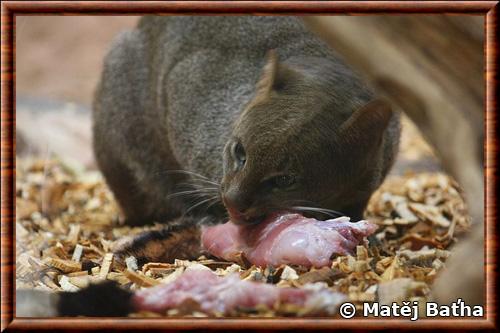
93, 16, 400, 225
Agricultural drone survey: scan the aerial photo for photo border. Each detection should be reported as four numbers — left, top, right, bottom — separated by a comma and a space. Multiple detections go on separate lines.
1, 1, 497, 331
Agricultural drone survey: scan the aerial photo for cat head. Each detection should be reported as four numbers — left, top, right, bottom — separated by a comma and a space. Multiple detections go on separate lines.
221, 51, 395, 224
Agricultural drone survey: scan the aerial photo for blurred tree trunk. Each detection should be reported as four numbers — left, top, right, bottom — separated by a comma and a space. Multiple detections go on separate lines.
303, 15, 485, 305
304, 15, 484, 223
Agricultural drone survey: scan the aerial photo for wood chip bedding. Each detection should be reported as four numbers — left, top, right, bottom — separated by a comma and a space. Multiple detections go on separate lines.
15, 157, 470, 317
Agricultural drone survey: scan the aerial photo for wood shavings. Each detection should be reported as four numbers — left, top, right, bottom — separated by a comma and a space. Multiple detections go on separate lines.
393, 200, 419, 224
91, 266, 100, 276
159, 267, 185, 285
297, 267, 344, 286
59, 275, 80, 292
41, 179, 70, 218
377, 278, 428, 305
66, 224, 80, 245
71, 244, 83, 262
45, 258, 82, 273
280, 266, 299, 281
380, 256, 404, 281
398, 248, 450, 266
16, 198, 39, 220
223, 264, 241, 274
98, 253, 113, 280
107, 272, 132, 285
16, 159, 473, 318
241, 267, 265, 282
409, 203, 451, 227
68, 275, 90, 288
124, 269, 160, 288
125, 256, 138, 271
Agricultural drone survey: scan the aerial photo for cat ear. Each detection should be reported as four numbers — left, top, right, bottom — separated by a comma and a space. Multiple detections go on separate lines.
255, 50, 300, 98
340, 99, 393, 148
255, 50, 279, 96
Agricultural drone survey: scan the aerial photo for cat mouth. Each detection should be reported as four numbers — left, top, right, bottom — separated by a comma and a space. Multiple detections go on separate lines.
229, 208, 339, 226
225, 206, 277, 225
229, 210, 293, 226
225, 203, 275, 225
229, 212, 266, 226
242, 216, 266, 225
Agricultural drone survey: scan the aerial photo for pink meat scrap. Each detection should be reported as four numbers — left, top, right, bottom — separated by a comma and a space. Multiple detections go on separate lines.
201, 213, 378, 268
132, 267, 346, 315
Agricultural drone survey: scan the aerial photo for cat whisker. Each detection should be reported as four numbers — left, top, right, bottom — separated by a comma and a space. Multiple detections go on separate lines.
166, 188, 219, 200
184, 196, 221, 216
292, 207, 337, 218
283, 199, 317, 207
156, 169, 220, 186
291, 206, 345, 218
199, 196, 222, 215
155, 169, 209, 179
177, 181, 220, 191
192, 178, 220, 187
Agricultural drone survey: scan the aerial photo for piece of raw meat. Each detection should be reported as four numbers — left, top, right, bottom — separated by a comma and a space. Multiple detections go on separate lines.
132, 267, 346, 315
201, 213, 378, 268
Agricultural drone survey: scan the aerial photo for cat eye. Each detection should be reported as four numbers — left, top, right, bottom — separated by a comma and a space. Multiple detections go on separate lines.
232, 141, 246, 168
272, 174, 296, 189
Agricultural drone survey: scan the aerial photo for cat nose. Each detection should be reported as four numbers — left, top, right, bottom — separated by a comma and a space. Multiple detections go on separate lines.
222, 190, 251, 223
223, 194, 246, 216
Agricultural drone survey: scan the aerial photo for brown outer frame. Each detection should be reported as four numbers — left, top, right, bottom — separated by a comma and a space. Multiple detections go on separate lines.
1, 1, 497, 331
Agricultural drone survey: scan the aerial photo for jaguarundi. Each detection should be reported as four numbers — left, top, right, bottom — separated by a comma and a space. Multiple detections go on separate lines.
17, 16, 401, 316
92, 16, 400, 265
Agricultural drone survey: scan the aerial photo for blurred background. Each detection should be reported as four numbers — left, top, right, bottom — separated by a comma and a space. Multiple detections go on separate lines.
14, 15, 485, 305
16, 16, 138, 167
16, 16, 138, 105
15, 15, 483, 178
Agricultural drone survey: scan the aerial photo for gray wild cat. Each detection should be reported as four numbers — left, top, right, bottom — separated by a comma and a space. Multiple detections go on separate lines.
93, 16, 400, 239
17, 16, 401, 317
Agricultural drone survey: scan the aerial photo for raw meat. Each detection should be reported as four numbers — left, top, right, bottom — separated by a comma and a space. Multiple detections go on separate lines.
201, 213, 377, 268
132, 267, 346, 315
